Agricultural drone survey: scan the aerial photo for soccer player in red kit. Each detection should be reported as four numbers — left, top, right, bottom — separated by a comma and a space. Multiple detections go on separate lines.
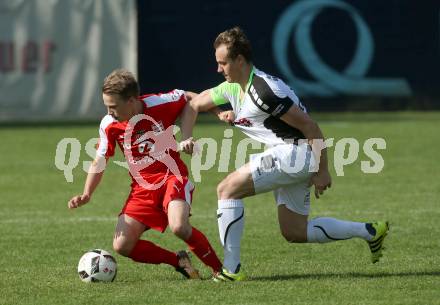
67, 69, 222, 279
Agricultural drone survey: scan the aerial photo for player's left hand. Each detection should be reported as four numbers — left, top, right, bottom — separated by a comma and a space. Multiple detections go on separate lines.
179, 137, 196, 155
309, 170, 332, 199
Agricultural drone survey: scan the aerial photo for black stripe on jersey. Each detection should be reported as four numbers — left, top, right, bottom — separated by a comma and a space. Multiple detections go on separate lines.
250, 74, 305, 141
249, 74, 292, 118
263, 116, 305, 141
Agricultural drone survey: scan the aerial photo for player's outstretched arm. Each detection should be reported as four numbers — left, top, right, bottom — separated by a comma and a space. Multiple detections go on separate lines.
184, 91, 198, 101
180, 89, 217, 154
280, 105, 332, 199
185, 91, 226, 119
68, 156, 107, 209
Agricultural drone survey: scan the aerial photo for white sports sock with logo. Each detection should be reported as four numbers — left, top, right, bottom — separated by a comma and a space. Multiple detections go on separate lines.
217, 199, 244, 273
307, 217, 373, 243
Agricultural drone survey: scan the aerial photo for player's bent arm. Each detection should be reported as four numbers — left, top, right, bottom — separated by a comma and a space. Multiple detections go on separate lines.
180, 89, 217, 140
280, 105, 332, 197
280, 105, 328, 170
185, 90, 224, 118
280, 105, 331, 198
68, 156, 107, 209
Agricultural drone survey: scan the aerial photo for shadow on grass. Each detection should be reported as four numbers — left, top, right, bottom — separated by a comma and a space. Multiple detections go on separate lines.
253, 271, 440, 281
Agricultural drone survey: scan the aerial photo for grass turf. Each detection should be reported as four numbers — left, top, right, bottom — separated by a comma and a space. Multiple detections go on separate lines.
0, 112, 439, 305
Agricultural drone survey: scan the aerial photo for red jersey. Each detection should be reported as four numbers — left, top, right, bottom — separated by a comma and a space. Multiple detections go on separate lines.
96, 89, 189, 188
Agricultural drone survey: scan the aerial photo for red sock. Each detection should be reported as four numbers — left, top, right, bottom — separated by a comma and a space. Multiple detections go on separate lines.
129, 240, 178, 267
185, 227, 222, 272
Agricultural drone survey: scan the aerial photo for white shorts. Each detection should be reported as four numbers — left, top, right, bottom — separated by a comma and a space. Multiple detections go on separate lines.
249, 143, 315, 215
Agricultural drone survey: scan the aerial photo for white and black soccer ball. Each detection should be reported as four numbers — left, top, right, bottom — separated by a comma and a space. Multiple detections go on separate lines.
77, 249, 117, 283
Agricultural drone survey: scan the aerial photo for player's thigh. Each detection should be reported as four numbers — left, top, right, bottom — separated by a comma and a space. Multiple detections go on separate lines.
217, 163, 255, 199
113, 214, 147, 251
250, 145, 293, 194
167, 199, 191, 232
250, 144, 314, 195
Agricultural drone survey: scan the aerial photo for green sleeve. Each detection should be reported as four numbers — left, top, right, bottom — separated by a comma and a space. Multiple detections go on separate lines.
210, 82, 241, 106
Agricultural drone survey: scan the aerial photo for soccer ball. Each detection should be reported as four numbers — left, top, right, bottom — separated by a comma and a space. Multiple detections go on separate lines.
77, 249, 117, 282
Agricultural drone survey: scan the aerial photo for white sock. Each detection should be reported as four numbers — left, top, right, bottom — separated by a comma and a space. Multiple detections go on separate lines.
217, 199, 244, 273
307, 217, 373, 243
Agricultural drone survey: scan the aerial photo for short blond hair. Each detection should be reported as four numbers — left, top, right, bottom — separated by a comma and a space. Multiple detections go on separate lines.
102, 69, 139, 99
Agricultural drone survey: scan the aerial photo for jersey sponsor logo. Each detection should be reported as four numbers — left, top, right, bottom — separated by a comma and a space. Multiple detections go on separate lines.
233, 118, 253, 127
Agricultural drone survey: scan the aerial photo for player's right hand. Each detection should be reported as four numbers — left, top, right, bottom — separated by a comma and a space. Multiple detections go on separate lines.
68, 194, 90, 209
218, 110, 235, 124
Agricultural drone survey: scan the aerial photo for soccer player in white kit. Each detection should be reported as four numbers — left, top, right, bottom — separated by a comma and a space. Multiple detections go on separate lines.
180, 27, 389, 281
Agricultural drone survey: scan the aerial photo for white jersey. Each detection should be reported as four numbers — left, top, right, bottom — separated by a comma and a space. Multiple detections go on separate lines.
210, 67, 307, 146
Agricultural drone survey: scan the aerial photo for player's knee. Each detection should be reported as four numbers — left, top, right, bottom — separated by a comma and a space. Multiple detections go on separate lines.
217, 180, 227, 198
169, 222, 191, 240
281, 229, 307, 243
113, 239, 133, 257
217, 178, 235, 199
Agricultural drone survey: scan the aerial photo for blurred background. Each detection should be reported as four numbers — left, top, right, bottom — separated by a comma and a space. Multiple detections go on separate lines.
1, 0, 440, 122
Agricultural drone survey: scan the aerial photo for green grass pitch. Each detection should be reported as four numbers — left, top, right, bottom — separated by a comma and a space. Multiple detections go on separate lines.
0, 112, 439, 305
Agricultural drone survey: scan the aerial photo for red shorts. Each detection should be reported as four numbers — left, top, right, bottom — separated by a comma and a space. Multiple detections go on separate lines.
120, 175, 194, 232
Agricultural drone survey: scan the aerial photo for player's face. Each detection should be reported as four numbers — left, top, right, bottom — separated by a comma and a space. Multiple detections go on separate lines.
102, 93, 133, 122
215, 44, 241, 83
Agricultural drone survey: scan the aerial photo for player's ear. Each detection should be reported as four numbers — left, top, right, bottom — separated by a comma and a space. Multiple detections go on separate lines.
127, 96, 137, 104
237, 54, 246, 66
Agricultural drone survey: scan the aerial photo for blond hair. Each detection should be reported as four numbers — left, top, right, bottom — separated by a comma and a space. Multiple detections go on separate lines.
102, 69, 139, 99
